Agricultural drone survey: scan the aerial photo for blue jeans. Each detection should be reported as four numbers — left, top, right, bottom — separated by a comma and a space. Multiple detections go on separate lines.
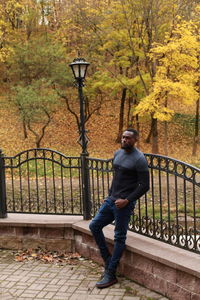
89, 197, 135, 273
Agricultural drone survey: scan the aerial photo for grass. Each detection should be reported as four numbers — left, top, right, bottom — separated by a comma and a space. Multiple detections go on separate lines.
172, 113, 199, 137
5, 177, 83, 214
124, 285, 138, 296
5, 158, 81, 178
137, 203, 198, 219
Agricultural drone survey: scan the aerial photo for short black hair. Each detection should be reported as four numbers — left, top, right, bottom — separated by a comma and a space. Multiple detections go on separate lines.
125, 128, 139, 137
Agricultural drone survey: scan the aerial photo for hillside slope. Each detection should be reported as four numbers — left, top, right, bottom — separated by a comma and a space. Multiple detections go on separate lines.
0, 98, 199, 166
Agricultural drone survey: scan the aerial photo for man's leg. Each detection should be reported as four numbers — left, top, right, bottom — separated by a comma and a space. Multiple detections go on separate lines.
96, 202, 134, 288
89, 198, 114, 265
108, 203, 133, 273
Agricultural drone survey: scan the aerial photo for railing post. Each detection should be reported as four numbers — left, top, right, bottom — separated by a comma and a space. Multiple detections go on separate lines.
81, 153, 91, 220
0, 150, 7, 218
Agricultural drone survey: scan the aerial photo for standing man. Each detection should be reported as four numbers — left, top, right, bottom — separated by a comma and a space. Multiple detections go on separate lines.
89, 129, 149, 289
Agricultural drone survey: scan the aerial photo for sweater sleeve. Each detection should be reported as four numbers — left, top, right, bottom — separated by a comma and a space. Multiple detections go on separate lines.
108, 151, 118, 196
126, 156, 150, 203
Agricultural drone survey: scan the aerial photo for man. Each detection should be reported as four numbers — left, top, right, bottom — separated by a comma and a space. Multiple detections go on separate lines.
89, 128, 149, 289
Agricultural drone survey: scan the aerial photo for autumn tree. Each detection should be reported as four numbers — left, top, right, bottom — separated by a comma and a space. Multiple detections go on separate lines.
134, 18, 199, 154
0, 0, 199, 156
48, 0, 108, 136
7, 34, 68, 146
65, 0, 185, 147
13, 81, 57, 147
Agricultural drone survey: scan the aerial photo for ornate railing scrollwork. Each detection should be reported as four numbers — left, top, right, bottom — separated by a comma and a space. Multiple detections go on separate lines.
2, 150, 199, 253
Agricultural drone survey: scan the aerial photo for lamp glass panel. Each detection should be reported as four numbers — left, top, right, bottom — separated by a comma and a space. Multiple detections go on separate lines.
73, 64, 80, 78
80, 64, 87, 79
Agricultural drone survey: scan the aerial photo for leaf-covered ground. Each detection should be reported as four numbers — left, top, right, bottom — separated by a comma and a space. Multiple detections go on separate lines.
14, 248, 82, 265
0, 97, 199, 166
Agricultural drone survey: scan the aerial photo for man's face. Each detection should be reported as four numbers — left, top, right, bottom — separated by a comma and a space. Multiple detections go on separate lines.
121, 131, 137, 150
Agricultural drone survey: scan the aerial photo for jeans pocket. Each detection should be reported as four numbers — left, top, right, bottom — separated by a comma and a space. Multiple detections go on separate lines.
98, 201, 110, 214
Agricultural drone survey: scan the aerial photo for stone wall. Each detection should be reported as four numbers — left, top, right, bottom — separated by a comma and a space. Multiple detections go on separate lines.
0, 224, 75, 251
0, 214, 199, 300
73, 221, 200, 300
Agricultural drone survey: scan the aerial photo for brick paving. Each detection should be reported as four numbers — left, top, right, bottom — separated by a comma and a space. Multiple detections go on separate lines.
0, 250, 169, 300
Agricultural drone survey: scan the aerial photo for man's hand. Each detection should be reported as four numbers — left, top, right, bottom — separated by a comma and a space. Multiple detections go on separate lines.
115, 198, 129, 209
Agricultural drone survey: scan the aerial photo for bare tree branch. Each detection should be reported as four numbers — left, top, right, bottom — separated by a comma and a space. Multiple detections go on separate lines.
53, 85, 81, 132
27, 108, 52, 148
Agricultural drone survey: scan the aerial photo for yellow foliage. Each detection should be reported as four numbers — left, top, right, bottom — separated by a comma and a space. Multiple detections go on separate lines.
135, 17, 200, 121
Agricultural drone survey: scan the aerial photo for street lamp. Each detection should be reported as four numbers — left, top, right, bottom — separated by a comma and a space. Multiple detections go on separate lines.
69, 58, 90, 83
69, 58, 90, 155
69, 58, 91, 220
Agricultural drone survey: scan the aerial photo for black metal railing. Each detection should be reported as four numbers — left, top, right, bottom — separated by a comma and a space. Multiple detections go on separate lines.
0, 148, 199, 253
87, 157, 113, 216
142, 154, 200, 253
2, 149, 83, 215
88, 154, 200, 253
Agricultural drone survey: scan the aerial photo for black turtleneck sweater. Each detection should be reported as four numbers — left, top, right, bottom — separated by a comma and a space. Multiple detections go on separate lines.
109, 148, 149, 203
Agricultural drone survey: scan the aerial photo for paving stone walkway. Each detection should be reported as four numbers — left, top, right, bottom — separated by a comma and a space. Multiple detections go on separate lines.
0, 250, 169, 300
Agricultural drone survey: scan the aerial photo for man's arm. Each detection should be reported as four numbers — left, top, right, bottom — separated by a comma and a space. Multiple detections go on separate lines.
108, 153, 118, 197
126, 170, 149, 202
127, 156, 150, 203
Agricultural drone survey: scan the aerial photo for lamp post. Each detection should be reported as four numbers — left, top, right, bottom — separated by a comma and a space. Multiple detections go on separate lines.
69, 58, 91, 220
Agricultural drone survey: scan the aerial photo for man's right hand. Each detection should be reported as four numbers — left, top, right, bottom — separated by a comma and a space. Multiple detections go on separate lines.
101, 198, 106, 203
115, 198, 129, 209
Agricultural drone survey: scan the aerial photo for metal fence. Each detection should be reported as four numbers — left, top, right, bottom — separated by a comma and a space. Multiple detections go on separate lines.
0, 148, 199, 253
1, 149, 83, 215
88, 154, 200, 253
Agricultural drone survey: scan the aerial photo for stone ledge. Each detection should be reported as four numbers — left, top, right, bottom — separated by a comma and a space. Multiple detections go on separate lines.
73, 220, 200, 279
0, 213, 83, 227
0, 214, 199, 278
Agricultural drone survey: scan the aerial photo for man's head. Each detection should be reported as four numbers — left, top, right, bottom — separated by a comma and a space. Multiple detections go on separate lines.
121, 128, 139, 151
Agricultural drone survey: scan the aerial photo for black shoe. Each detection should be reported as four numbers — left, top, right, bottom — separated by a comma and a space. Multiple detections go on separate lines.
96, 271, 117, 289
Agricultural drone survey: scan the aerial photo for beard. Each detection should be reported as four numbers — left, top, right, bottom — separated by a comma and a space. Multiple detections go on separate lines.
121, 143, 133, 150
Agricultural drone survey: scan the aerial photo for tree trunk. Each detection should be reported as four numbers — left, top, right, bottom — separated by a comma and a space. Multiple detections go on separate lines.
115, 88, 127, 143
127, 96, 133, 128
136, 114, 140, 148
36, 139, 40, 148
164, 96, 168, 156
135, 115, 140, 131
40, 0, 45, 25
192, 98, 199, 156
152, 118, 159, 153
23, 119, 28, 139
27, 109, 51, 148
146, 117, 153, 143
164, 121, 168, 156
